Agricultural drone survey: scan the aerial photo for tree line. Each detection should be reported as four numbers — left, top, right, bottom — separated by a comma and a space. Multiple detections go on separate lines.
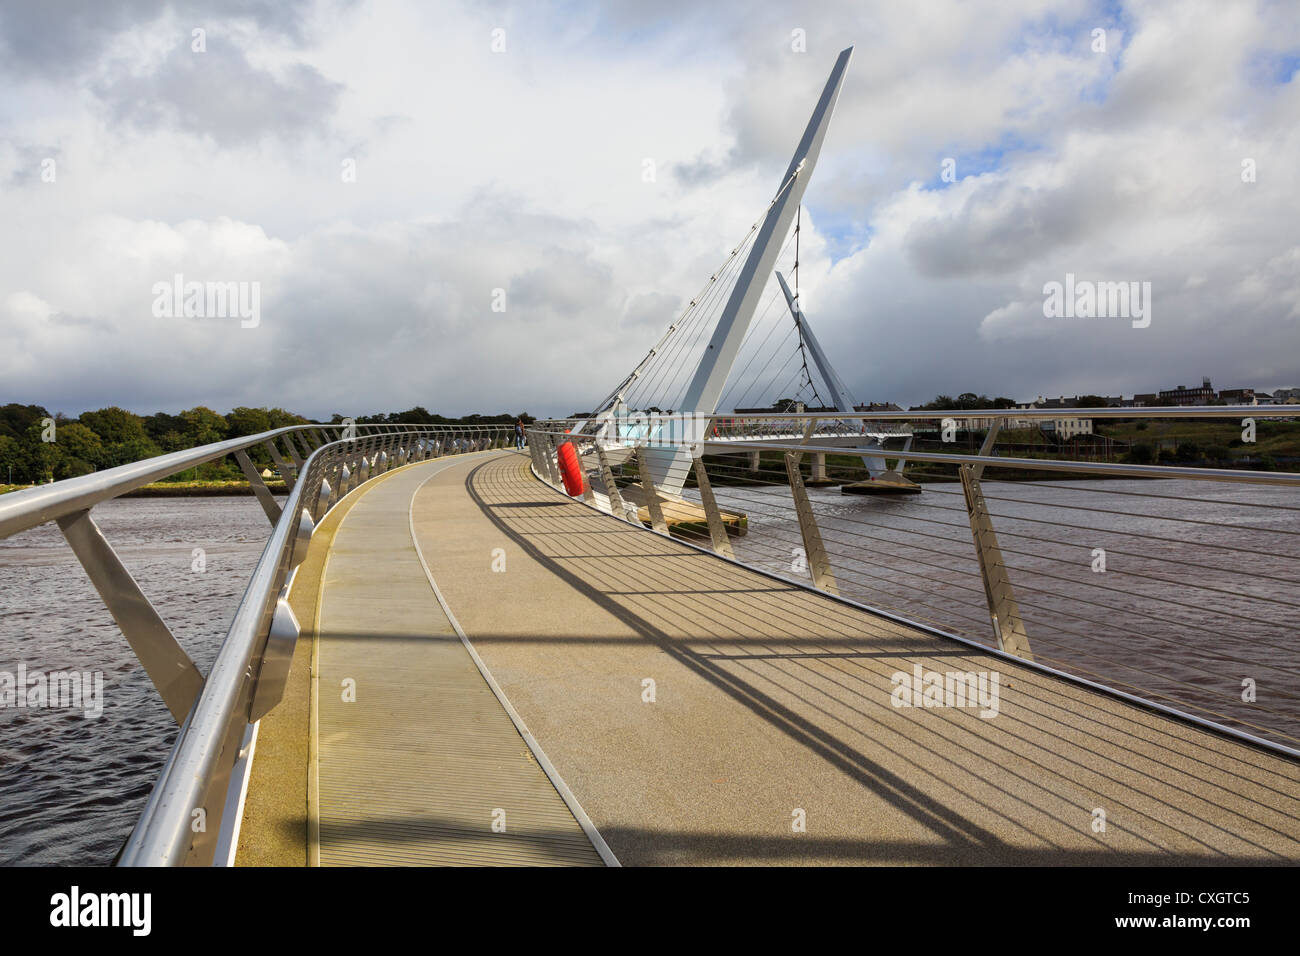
0, 404, 534, 484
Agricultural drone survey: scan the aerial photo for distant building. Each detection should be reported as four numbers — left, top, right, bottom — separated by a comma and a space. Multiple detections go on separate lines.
1273, 387, 1300, 402
1131, 393, 1158, 406
1218, 387, 1256, 405
1159, 378, 1215, 406
1042, 418, 1094, 439
1040, 395, 1077, 409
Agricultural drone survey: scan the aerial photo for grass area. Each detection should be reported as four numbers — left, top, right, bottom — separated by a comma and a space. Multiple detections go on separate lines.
1, 479, 286, 497
126, 479, 288, 497
1096, 417, 1300, 459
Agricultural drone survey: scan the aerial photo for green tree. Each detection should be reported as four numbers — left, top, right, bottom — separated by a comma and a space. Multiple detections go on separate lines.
179, 406, 228, 447
143, 412, 187, 451
0, 434, 27, 484
226, 407, 272, 438
265, 408, 308, 430
79, 408, 160, 468
0, 403, 51, 441
80, 407, 150, 446
24, 421, 61, 482
52, 422, 105, 476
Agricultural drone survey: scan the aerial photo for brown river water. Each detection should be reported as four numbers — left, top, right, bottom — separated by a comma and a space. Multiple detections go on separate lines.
1, 479, 1296, 864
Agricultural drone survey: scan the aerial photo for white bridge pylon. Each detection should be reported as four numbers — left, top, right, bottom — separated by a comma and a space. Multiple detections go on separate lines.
584, 46, 914, 497
633, 47, 856, 496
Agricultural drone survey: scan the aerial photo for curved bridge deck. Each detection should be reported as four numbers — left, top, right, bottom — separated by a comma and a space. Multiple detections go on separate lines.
243, 450, 1300, 866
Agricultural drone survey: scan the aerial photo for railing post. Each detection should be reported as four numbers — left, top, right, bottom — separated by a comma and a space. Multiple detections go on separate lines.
314, 477, 333, 523
262, 440, 295, 490
234, 449, 282, 525
541, 434, 561, 486
692, 456, 734, 558
296, 430, 317, 463
527, 431, 547, 480
283, 434, 305, 470
959, 421, 1033, 659
248, 592, 301, 722
290, 507, 315, 569
637, 447, 669, 533
594, 443, 628, 520
784, 451, 837, 593
56, 509, 204, 724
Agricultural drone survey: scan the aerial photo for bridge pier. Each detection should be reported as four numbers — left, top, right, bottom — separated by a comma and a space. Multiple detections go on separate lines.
805, 451, 839, 487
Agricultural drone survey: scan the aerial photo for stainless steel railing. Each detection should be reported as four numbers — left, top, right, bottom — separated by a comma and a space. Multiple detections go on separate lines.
527, 408, 1300, 756
0, 421, 512, 865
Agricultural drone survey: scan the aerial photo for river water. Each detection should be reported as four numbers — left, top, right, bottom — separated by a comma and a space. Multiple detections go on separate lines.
1, 479, 1297, 864
0, 496, 272, 865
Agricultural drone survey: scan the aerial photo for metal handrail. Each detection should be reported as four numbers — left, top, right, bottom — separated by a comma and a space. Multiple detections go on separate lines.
694, 441, 1300, 487
114, 423, 511, 865
576, 405, 1299, 422
0, 423, 444, 540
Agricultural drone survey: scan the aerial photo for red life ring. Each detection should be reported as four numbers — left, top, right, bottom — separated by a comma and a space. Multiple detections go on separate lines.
557, 441, 586, 496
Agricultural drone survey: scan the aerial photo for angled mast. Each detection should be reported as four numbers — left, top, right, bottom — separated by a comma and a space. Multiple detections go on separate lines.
637, 47, 854, 493
677, 46, 853, 418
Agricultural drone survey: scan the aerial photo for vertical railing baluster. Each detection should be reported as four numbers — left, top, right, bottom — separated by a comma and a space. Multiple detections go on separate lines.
637, 448, 668, 533
595, 444, 628, 520
692, 457, 734, 558
959, 420, 1033, 659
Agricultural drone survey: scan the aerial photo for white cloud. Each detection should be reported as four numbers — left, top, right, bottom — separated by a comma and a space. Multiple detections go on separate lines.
1, 0, 1298, 418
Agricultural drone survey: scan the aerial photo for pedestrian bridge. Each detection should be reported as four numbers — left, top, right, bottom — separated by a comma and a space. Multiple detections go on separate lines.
3, 414, 1298, 866
239, 446, 1300, 866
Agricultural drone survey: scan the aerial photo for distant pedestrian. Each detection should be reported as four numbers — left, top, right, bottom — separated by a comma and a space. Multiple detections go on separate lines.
515, 419, 526, 450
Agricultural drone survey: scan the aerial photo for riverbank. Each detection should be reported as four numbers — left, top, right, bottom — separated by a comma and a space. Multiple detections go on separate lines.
1, 480, 287, 497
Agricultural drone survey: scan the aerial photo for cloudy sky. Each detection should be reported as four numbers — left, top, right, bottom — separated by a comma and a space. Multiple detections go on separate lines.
1, 0, 1298, 419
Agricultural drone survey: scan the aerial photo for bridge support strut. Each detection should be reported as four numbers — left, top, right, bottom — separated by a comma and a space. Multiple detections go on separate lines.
785, 452, 838, 594
594, 445, 629, 521
262, 440, 296, 489
637, 449, 669, 533
692, 458, 735, 559
235, 450, 282, 525
958, 421, 1033, 659
56, 509, 205, 724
